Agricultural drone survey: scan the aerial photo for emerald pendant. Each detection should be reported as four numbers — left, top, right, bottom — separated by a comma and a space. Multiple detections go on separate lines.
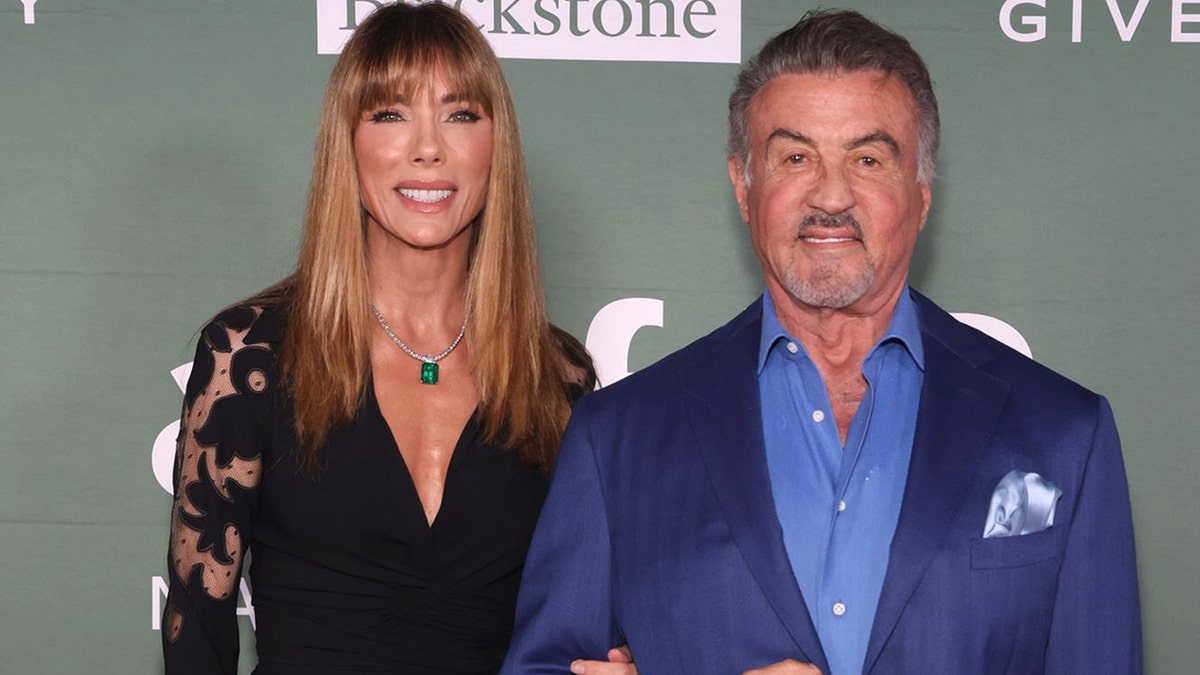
420, 362, 439, 385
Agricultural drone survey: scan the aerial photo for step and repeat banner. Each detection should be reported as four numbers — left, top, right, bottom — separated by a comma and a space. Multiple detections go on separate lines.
2, 1, 1197, 672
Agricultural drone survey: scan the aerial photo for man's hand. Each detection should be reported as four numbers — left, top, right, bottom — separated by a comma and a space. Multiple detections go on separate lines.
569, 646, 636, 674
742, 659, 822, 674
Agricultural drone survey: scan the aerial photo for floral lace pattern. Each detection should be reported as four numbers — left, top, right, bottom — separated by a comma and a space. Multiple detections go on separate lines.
165, 307, 268, 643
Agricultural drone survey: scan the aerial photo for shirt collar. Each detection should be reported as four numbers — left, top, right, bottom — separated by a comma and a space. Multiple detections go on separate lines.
757, 286, 925, 374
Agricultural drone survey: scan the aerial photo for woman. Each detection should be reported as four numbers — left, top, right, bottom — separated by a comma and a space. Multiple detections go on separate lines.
161, 4, 611, 672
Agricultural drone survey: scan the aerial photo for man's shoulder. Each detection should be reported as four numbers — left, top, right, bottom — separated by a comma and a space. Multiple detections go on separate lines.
913, 290, 1102, 407
579, 299, 760, 412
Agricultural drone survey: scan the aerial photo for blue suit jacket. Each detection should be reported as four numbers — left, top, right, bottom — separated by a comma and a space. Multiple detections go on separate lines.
501, 291, 1142, 674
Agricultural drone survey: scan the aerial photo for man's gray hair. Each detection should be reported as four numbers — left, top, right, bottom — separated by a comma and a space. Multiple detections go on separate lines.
728, 9, 940, 184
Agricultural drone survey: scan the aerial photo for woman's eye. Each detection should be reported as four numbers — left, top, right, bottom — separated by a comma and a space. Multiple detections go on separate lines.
369, 109, 404, 123
449, 109, 482, 123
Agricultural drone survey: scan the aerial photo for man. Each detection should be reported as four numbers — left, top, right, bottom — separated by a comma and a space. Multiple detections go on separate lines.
502, 10, 1141, 674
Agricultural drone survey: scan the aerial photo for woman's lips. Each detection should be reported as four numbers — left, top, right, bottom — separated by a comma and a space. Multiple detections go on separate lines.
397, 187, 454, 203
394, 182, 457, 212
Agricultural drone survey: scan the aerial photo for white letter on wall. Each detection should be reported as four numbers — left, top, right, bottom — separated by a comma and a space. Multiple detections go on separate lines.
21, 0, 36, 24
151, 576, 169, 630
1105, 0, 1151, 41
1173, 0, 1200, 41
237, 579, 256, 629
152, 363, 193, 494
951, 313, 1033, 358
586, 298, 664, 387
1000, 0, 1047, 42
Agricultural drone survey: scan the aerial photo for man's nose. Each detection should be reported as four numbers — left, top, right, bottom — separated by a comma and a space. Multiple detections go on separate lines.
807, 163, 855, 215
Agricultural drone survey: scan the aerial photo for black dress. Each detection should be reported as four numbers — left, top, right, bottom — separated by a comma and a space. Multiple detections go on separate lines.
162, 304, 556, 674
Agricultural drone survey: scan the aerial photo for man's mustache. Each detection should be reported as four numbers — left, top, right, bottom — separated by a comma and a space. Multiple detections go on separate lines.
797, 212, 863, 238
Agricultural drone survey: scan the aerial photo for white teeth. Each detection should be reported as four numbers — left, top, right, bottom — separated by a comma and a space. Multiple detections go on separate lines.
398, 188, 453, 203
802, 236, 855, 243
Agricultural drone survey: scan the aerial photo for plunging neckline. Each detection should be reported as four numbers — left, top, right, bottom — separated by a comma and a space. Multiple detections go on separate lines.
366, 379, 479, 531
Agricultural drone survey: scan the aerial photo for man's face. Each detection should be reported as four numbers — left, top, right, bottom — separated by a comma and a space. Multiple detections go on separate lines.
729, 70, 931, 314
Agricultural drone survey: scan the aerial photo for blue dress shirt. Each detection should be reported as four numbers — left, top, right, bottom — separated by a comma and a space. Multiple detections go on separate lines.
758, 288, 925, 675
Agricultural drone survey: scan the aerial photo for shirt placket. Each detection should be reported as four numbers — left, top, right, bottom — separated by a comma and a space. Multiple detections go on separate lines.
816, 354, 881, 650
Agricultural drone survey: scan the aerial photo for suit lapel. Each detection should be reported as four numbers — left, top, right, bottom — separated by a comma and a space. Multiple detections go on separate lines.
682, 300, 830, 674
862, 297, 1010, 673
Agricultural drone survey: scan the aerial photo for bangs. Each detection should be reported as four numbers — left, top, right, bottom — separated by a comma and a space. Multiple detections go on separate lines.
351, 9, 495, 117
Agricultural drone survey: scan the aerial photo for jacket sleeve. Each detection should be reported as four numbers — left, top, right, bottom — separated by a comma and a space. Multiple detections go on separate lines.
1045, 396, 1143, 672
500, 402, 623, 674
162, 311, 269, 674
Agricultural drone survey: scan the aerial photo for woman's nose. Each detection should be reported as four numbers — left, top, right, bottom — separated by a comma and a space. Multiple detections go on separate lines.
410, 121, 444, 165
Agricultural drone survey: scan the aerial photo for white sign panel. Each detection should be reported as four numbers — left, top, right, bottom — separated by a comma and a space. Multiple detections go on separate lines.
317, 0, 742, 63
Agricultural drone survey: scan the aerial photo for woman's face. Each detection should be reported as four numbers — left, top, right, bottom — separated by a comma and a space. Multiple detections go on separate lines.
354, 75, 493, 252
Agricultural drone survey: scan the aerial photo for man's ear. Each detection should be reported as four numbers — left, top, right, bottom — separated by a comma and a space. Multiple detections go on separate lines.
918, 182, 932, 232
727, 155, 750, 223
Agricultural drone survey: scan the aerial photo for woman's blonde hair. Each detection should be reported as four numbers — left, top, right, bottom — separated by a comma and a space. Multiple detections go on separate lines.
259, 2, 576, 471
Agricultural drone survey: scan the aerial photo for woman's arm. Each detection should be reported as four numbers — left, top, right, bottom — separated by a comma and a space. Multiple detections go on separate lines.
162, 309, 270, 674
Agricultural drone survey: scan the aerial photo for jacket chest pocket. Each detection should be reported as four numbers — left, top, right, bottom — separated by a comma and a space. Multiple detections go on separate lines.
969, 527, 1066, 570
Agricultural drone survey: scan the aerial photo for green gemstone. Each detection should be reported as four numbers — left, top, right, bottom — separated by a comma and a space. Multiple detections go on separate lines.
420, 362, 439, 385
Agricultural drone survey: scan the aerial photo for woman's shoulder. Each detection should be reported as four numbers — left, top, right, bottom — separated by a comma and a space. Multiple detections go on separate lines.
197, 278, 292, 351
198, 275, 293, 346
200, 302, 285, 350
185, 301, 287, 404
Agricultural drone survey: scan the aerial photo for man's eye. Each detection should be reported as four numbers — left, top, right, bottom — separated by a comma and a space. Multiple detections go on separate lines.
859, 156, 879, 167
369, 109, 404, 123
785, 153, 807, 164
449, 109, 482, 123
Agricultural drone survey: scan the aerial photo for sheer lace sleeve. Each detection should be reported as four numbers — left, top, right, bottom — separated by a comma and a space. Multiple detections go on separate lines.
162, 306, 272, 674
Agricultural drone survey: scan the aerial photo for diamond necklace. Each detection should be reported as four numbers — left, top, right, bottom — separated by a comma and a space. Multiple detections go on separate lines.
369, 304, 466, 385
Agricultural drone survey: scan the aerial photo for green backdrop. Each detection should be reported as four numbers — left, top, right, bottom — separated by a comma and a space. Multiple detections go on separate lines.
2, 1, 1196, 672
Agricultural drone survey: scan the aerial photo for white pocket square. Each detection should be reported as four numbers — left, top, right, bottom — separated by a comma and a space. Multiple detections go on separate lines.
983, 470, 1062, 539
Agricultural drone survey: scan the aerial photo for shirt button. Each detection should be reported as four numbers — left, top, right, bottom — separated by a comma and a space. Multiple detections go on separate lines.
832, 602, 847, 617
787, 342, 799, 354
812, 409, 825, 423
838, 500, 847, 512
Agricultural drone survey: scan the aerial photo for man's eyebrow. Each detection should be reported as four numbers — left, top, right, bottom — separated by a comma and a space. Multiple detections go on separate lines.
765, 128, 815, 147
847, 131, 901, 157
